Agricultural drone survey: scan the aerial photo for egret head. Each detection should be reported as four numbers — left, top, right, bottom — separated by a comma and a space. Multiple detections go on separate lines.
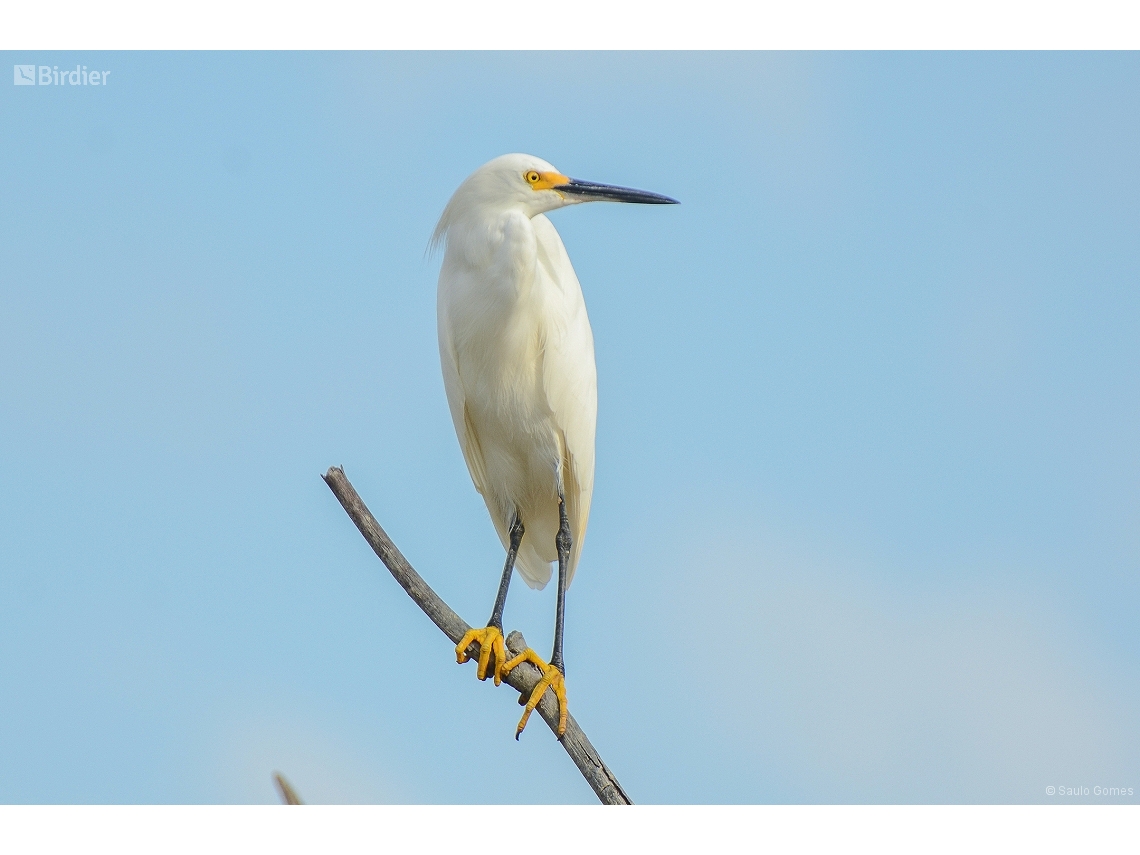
432, 153, 677, 251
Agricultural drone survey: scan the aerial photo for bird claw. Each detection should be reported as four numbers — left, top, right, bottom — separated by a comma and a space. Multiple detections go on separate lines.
455, 625, 508, 686
502, 647, 568, 739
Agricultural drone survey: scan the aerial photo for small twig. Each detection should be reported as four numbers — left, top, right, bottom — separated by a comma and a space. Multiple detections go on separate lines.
273, 772, 303, 805
322, 465, 632, 805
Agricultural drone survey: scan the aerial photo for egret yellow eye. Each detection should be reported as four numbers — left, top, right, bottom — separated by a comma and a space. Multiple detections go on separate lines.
525, 171, 540, 184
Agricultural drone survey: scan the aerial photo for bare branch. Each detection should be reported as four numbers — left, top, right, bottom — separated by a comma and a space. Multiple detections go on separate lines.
322, 466, 632, 805
273, 772, 303, 805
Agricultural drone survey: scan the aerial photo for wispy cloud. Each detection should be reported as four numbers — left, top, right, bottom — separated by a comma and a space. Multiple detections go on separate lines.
634, 519, 1140, 802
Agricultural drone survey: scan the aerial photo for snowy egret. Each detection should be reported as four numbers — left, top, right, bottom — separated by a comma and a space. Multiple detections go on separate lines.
434, 153, 677, 737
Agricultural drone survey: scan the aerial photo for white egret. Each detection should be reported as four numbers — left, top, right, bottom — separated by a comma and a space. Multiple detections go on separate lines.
434, 153, 677, 737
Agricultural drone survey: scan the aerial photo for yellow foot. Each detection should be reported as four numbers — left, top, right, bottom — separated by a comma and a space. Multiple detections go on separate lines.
455, 625, 508, 685
502, 648, 568, 739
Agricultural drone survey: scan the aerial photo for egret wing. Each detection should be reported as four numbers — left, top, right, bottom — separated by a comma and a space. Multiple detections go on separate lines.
532, 214, 598, 587
438, 283, 490, 499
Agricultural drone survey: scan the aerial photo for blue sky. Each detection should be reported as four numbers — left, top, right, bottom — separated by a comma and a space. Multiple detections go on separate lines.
1, 51, 1137, 804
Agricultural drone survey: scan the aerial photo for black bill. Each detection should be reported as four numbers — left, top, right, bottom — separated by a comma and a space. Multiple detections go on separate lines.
555, 178, 679, 205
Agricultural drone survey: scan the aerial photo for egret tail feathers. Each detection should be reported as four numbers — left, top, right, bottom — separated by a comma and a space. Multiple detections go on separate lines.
514, 543, 553, 590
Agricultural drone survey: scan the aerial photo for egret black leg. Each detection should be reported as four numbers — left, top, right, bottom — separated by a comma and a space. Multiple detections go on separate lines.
489, 515, 524, 630
551, 496, 571, 674
499, 501, 571, 738
455, 514, 524, 685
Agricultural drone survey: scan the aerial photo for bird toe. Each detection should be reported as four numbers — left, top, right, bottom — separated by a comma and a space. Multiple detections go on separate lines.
455, 625, 508, 686
502, 648, 568, 738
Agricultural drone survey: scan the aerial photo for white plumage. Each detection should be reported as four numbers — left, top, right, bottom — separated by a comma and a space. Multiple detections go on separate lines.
434, 154, 596, 589
434, 153, 675, 737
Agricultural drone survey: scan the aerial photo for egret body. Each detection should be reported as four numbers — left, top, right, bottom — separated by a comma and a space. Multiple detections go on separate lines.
434, 153, 676, 736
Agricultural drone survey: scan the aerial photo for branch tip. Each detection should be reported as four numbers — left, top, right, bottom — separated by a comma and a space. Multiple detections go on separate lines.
322, 466, 632, 805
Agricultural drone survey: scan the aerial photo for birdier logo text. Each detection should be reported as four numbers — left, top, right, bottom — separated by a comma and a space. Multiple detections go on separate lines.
13, 65, 111, 86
